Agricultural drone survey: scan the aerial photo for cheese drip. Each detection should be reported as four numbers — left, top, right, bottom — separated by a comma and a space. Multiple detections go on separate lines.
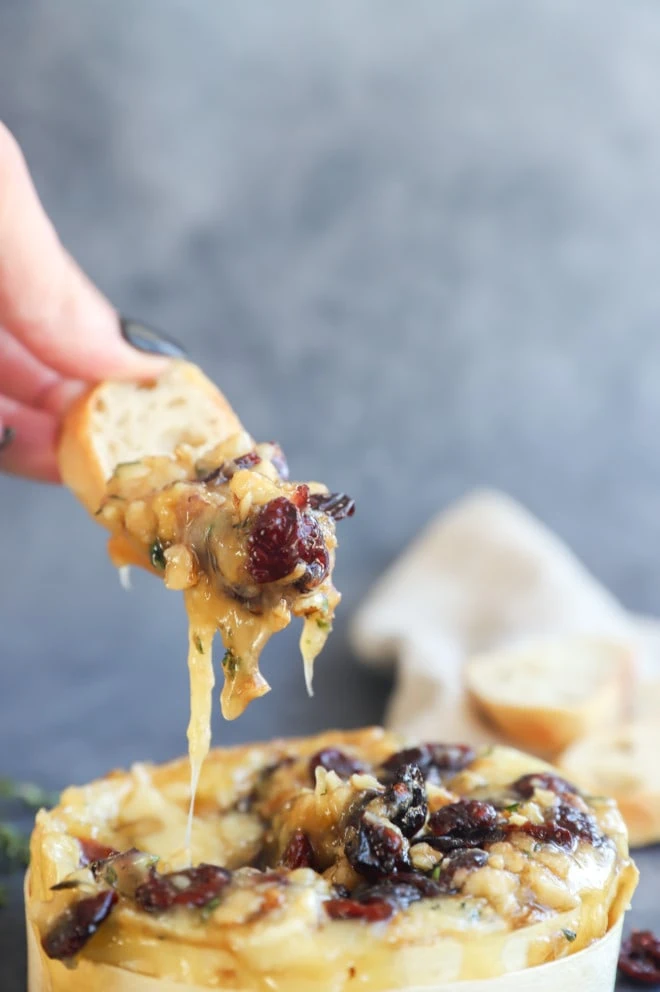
97, 437, 342, 863
182, 577, 333, 860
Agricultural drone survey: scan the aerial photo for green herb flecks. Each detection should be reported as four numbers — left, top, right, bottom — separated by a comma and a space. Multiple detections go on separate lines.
0, 824, 30, 867
150, 541, 167, 570
222, 649, 240, 675
193, 635, 204, 655
503, 802, 520, 813
561, 928, 577, 942
200, 896, 222, 920
431, 864, 442, 881
316, 618, 331, 632
0, 779, 59, 811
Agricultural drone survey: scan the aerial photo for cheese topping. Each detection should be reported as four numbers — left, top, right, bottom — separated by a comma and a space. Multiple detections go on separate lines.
94, 435, 348, 853
29, 731, 638, 990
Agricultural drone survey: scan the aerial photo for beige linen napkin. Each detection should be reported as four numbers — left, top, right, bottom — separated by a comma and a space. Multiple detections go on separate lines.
350, 490, 660, 743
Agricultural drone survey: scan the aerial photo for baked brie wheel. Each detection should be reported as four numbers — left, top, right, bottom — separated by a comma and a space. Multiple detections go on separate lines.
26, 729, 637, 992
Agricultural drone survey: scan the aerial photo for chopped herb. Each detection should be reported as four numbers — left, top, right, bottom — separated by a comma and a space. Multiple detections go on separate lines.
150, 541, 167, 570
200, 896, 222, 920
431, 864, 442, 881
105, 867, 118, 886
193, 635, 204, 655
316, 618, 331, 631
503, 802, 520, 813
561, 928, 577, 942
0, 824, 30, 866
222, 649, 240, 675
0, 779, 59, 810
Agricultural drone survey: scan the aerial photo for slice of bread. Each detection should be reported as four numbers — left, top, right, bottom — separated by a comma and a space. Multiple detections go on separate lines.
559, 722, 660, 848
58, 360, 243, 515
465, 637, 632, 758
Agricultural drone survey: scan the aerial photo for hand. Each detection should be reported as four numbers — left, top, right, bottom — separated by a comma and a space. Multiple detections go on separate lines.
0, 122, 184, 482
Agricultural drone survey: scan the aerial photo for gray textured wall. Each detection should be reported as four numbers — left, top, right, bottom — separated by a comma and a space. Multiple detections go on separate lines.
1, 2, 660, 989
3, 0, 660, 783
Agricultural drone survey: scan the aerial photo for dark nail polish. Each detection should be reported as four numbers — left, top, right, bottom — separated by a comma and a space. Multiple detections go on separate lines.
119, 316, 187, 358
0, 426, 15, 452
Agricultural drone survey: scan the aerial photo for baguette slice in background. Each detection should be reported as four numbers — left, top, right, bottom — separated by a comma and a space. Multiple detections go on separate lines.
465, 637, 632, 758
560, 722, 660, 848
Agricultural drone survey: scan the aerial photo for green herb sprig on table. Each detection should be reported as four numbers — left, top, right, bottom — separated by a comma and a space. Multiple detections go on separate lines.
0, 777, 60, 904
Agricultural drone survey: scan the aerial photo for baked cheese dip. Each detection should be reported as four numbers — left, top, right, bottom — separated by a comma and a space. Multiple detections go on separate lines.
27, 728, 637, 991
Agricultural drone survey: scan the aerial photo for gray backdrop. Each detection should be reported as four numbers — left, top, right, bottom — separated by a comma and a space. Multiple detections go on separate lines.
0, 2, 658, 988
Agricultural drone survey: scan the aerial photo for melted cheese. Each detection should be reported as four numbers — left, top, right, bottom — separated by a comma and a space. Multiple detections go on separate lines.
28, 733, 638, 990
96, 438, 341, 860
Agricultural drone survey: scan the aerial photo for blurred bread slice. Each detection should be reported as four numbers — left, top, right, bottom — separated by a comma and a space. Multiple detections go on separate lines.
465, 638, 632, 757
634, 678, 660, 722
58, 360, 243, 516
560, 723, 660, 848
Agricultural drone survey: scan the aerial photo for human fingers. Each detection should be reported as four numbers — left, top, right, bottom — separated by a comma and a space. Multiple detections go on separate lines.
0, 398, 59, 482
0, 121, 184, 381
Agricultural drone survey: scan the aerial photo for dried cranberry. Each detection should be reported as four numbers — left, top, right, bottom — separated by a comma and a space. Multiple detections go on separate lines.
201, 451, 261, 486
518, 820, 574, 848
325, 872, 441, 922
291, 484, 310, 509
247, 497, 329, 588
41, 890, 118, 960
296, 510, 330, 590
381, 744, 475, 784
383, 764, 427, 838
134, 864, 231, 912
513, 803, 602, 850
309, 748, 366, 781
280, 830, 314, 870
434, 849, 488, 892
619, 930, 660, 984
247, 497, 303, 582
77, 838, 118, 868
324, 897, 394, 922
358, 872, 442, 905
234, 452, 261, 471
199, 465, 229, 485
512, 773, 578, 800
427, 800, 500, 852
265, 443, 289, 480
345, 810, 410, 880
308, 492, 356, 521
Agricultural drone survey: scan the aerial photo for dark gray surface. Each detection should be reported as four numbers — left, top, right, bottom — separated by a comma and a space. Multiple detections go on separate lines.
1, 1, 659, 988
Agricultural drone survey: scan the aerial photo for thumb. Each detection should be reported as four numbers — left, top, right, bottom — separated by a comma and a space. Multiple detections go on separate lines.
0, 122, 184, 381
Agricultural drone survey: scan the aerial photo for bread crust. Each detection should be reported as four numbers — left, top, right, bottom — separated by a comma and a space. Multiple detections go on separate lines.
560, 722, 660, 848
465, 638, 632, 758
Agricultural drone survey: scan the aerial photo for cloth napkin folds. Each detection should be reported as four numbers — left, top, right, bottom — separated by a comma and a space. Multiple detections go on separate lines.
350, 489, 660, 744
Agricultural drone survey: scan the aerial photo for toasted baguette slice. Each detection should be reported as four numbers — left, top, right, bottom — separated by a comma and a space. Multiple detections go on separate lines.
465, 637, 631, 758
58, 360, 243, 515
56, 360, 344, 722
560, 722, 660, 848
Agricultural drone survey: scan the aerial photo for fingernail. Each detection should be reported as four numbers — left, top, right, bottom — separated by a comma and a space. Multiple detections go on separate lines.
119, 316, 187, 358
0, 426, 15, 452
